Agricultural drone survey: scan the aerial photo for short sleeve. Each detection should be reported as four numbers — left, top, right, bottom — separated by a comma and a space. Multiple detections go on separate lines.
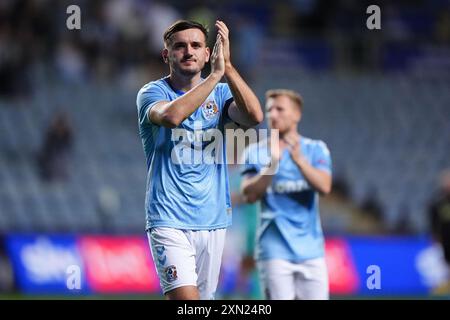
136, 83, 168, 126
216, 83, 234, 123
312, 141, 332, 174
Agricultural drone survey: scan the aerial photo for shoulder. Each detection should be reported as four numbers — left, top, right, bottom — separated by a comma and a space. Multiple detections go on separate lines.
136, 77, 171, 108
214, 81, 231, 96
137, 77, 169, 97
302, 136, 330, 156
240, 140, 267, 172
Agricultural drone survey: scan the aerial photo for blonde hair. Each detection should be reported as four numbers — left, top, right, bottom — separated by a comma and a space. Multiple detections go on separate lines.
265, 89, 303, 112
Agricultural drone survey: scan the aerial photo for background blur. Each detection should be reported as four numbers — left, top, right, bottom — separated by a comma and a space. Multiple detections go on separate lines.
0, 0, 449, 299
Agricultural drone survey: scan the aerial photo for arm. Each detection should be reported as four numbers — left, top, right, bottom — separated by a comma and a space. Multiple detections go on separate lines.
241, 143, 281, 203
241, 168, 276, 203
216, 20, 263, 127
284, 136, 332, 195
292, 158, 332, 195
149, 38, 225, 128
149, 74, 221, 128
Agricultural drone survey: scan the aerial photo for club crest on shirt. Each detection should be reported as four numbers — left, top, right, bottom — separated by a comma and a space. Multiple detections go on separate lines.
165, 265, 178, 282
201, 100, 219, 120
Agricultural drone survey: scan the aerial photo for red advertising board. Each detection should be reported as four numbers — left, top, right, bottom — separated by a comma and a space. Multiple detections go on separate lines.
78, 236, 160, 293
325, 238, 360, 294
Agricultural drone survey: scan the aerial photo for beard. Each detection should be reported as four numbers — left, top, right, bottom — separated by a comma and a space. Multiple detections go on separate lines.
171, 59, 205, 77
178, 67, 200, 76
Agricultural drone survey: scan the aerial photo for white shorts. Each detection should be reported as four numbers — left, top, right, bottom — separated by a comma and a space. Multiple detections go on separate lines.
147, 227, 226, 300
257, 257, 329, 300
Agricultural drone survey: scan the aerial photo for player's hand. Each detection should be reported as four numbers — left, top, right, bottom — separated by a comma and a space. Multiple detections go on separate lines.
211, 34, 225, 77
283, 134, 302, 164
215, 20, 231, 68
269, 136, 282, 164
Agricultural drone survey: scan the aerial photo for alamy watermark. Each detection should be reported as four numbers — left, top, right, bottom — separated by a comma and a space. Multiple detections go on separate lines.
366, 5, 381, 30
366, 265, 381, 290
170, 121, 280, 175
66, 5, 380, 31
66, 264, 81, 290
66, 5, 81, 30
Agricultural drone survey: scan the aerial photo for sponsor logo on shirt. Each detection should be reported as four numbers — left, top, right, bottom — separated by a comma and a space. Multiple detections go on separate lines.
267, 180, 310, 194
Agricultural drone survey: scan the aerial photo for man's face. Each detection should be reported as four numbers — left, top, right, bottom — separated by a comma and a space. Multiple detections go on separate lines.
163, 28, 210, 76
266, 95, 301, 134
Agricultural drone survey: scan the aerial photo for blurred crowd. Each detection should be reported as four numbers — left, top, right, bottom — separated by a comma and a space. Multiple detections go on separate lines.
0, 0, 449, 100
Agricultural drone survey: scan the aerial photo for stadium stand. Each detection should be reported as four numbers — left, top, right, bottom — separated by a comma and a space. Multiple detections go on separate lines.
0, 71, 449, 234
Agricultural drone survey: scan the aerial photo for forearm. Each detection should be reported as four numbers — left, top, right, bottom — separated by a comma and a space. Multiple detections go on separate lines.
293, 157, 332, 194
225, 64, 263, 124
163, 73, 222, 126
241, 165, 278, 202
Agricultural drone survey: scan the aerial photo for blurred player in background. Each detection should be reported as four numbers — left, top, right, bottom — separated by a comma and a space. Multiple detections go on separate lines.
136, 20, 262, 300
429, 169, 450, 295
241, 89, 332, 300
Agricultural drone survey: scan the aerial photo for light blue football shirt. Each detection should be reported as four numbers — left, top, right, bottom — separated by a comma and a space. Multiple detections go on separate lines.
137, 76, 234, 230
242, 136, 332, 262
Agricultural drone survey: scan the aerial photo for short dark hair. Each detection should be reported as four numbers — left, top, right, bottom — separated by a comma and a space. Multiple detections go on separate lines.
163, 20, 208, 46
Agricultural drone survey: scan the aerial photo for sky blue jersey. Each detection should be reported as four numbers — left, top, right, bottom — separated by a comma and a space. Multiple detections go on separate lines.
137, 76, 234, 231
241, 136, 332, 262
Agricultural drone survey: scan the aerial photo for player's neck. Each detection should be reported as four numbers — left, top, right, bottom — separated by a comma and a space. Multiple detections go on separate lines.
168, 72, 202, 93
